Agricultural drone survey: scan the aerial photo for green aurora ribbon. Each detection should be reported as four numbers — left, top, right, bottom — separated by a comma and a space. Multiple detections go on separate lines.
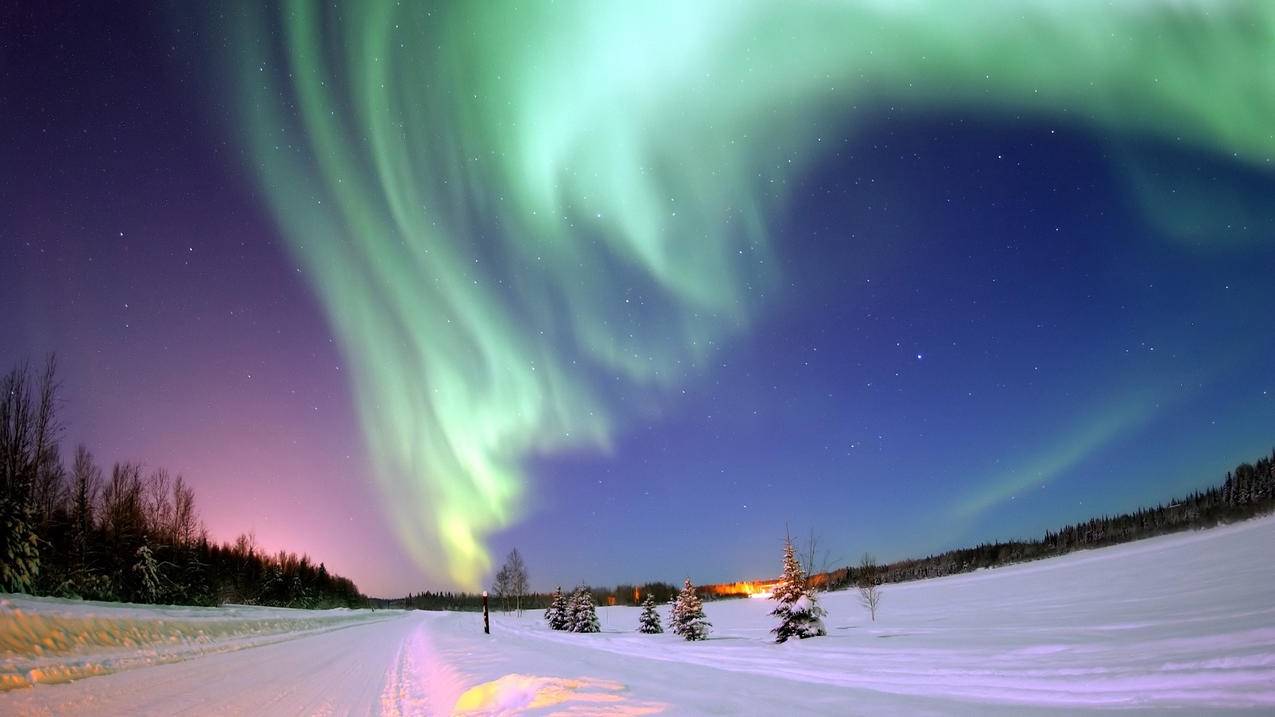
219, 1, 1273, 587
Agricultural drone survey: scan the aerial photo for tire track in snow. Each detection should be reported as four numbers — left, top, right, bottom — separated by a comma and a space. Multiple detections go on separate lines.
379, 615, 466, 715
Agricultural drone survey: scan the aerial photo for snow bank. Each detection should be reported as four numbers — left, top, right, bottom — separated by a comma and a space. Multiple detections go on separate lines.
0, 595, 389, 691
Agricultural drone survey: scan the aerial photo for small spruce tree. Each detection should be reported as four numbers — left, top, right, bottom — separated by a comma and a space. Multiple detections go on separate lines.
545, 586, 570, 630
770, 534, 827, 642
638, 593, 663, 634
670, 578, 711, 641
133, 543, 163, 604
568, 586, 600, 633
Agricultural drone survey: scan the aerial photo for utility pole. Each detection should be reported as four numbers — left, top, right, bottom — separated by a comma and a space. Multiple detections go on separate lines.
482, 590, 490, 634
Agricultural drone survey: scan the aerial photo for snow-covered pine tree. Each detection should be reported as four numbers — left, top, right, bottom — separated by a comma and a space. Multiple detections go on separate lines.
670, 578, 711, 641
133, 543, 162, 603
770, 534, 827, 642
669, 584, 685, 636
545, 586, 569, 630
568, 587, 600, 633
565, 586, 583, 629
638, 592, 663, 634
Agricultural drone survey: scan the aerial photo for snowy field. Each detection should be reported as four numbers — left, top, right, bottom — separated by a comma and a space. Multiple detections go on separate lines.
2, 516, 1274, 715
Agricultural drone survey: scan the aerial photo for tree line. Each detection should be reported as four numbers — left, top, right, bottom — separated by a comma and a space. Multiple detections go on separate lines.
386, 580, 684, 613
1, 357, 363, 607
816, 448, 1275, 590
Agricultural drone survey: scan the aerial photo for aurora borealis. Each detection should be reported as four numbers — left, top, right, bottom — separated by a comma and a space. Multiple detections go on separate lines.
3, 2, 1274, 594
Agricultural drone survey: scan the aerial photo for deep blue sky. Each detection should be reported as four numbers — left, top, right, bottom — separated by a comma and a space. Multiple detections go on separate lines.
3, 4, 1272, 596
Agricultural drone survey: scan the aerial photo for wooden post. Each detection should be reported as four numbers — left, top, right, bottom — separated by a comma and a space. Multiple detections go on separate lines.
482, 590, 490, 634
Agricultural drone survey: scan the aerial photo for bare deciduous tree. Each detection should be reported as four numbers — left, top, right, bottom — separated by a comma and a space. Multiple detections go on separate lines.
70, 445, 100, 569
797, 530, 839, 592
234, 530, 258, 558
492, 563, 512, 611
172, 475, 198, 547
32, 455, 66, 531
147, 468, 174, 544
493, 548, 529, 614
0, 358, 62, 502
507, 548, 528, 614
101, 462, 145, 546
0, 366, 34, 496
858, 553, 882, 621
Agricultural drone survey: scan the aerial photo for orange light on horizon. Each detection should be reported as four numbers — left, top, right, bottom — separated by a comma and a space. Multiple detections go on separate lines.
704, 579, 779, 598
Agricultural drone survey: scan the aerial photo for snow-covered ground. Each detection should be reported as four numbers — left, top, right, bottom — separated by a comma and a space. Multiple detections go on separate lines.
3, 516, 1274, 715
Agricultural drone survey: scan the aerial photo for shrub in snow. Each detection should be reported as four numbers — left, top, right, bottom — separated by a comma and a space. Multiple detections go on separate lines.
638, 593, 663, 634
770, 535, 826, 642
568, 587, 600, 633
545, 586, 570, 630
670, 578, 711, 641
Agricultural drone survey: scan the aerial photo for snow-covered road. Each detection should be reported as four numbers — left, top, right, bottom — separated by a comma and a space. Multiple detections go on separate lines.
3, 516, 1274, 715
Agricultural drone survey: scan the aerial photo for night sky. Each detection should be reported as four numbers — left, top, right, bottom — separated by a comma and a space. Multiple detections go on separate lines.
3, 2, 1272, 597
